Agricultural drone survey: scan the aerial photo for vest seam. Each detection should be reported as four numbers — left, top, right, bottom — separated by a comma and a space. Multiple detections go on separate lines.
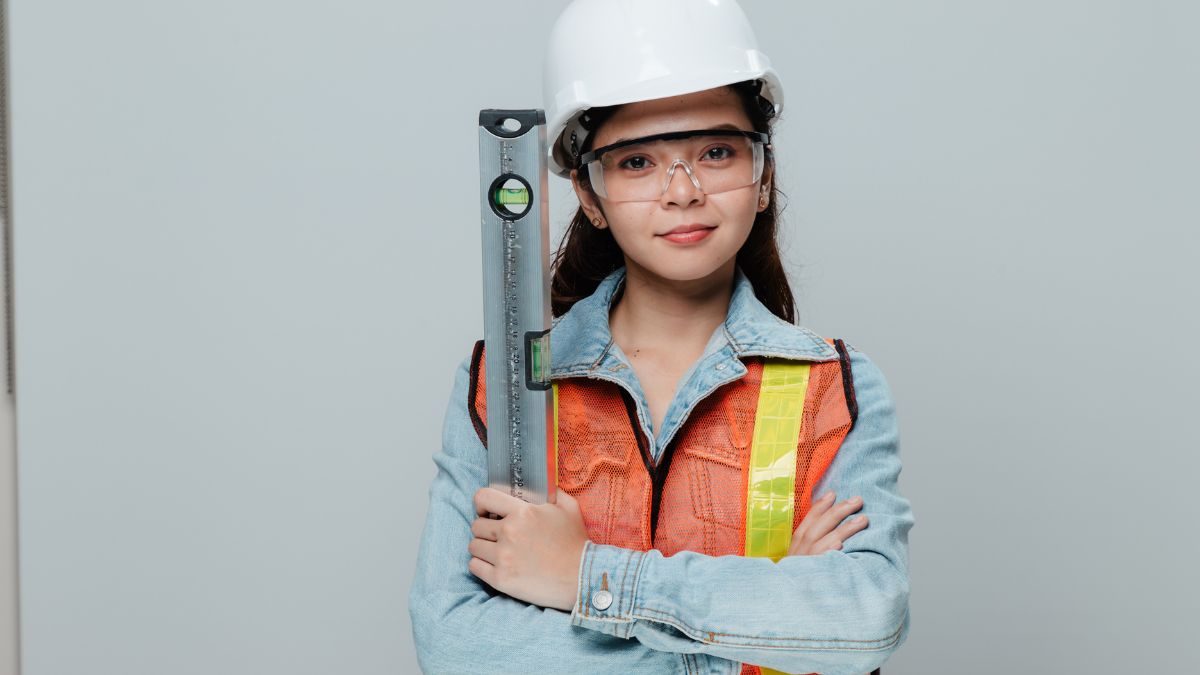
618, 387, 655, 476
467, 340, 488, 448
607, 377, 690, 547
649, 437, 682, 544
832, 339, 859, 429
645, 362, 750, 545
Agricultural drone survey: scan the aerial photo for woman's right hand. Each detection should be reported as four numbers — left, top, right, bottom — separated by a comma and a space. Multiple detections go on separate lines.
786, 492, 869, 557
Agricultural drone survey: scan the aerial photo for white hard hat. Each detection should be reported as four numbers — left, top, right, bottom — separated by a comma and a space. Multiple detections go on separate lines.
542, 0, 784, 178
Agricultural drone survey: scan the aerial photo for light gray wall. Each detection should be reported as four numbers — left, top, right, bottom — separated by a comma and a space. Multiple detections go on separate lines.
3, 1, 20, 673
4, 1, 1197, 673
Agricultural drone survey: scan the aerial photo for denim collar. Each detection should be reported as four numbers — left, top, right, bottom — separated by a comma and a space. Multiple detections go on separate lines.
549, 265, 839, 378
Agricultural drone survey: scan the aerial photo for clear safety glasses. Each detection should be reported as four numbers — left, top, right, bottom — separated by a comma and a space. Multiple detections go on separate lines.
579, 128, 769, 203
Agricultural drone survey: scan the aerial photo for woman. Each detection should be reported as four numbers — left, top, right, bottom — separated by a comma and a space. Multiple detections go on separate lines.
409, 2, 913, 674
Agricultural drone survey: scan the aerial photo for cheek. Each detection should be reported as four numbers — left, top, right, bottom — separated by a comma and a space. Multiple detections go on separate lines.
604, 203, 659, 240
712, 192, 761, 230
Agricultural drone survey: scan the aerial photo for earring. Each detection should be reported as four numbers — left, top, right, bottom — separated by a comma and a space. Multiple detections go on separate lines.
592, 217, 603, 227
758, 196, 768, 207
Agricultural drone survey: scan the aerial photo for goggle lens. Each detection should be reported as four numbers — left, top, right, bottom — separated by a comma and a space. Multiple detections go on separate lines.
582, 130, 767, 202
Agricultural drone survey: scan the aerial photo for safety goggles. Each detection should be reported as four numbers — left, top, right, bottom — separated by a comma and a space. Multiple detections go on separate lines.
578, 128, 769, 203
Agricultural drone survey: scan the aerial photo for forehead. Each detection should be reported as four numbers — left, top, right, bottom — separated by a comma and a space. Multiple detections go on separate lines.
591, 86, 752, 148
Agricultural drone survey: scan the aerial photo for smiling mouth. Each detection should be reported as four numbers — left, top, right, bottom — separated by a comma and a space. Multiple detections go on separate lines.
659, 226, 716, 244
659, 224, 716, 236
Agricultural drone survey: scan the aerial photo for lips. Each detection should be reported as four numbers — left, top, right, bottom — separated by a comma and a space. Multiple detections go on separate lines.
660, 223, 715, 236
659, 224, 716, 244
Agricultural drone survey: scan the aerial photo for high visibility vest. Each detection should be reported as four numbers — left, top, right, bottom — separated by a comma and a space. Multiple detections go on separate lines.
469, 337, 877, 675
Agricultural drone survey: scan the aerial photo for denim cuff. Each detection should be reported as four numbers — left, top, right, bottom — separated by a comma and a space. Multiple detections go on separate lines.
569, 540, 645, 639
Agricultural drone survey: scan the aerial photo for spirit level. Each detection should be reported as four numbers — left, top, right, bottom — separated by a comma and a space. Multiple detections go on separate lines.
477, 109, 555, 505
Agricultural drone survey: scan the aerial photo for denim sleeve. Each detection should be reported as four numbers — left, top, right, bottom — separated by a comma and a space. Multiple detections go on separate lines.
408, 354, 721, 675
569, 348, 915, 675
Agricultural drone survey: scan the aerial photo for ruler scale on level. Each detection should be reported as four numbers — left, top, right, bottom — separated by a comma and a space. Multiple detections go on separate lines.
478, 109, 556, 505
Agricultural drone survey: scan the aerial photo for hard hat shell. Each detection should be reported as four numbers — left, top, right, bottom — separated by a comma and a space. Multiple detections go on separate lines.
542, 0, 784, 178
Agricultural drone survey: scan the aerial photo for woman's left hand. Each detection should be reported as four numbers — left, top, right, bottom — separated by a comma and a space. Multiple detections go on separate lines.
468, 487, 589, 612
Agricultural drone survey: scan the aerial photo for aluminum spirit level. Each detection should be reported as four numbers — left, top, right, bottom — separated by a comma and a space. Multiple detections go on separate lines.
477, 109, 555, 505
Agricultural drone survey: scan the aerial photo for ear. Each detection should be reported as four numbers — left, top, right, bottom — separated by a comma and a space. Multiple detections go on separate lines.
570, 168, 607, 228
756, 162, 775, 213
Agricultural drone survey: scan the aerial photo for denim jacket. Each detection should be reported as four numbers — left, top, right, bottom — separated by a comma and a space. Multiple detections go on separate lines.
409, 266, 914, 675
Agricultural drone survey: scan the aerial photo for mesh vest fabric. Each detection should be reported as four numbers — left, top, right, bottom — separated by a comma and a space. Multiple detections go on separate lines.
468, 338, 858, 675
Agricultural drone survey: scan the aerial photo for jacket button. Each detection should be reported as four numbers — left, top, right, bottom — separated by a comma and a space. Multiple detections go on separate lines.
590, 589, 613, 611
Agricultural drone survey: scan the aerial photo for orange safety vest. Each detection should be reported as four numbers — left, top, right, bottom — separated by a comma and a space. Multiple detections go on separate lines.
469, 337, 877, 675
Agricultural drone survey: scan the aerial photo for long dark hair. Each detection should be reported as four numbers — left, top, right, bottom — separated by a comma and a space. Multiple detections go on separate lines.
549, 79, 795, 322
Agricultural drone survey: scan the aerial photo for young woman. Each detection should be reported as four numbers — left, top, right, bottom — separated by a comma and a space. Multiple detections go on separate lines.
410, 2, 914, 674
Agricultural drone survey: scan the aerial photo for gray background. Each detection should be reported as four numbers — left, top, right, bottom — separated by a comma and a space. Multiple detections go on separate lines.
7, 1, 1198, 673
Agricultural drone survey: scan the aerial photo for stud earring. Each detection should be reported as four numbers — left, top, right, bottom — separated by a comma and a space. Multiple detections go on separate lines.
592, 217, 603, 227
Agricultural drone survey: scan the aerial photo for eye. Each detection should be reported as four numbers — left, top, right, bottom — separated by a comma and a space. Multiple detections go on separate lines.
617, 155, 652, 171
702, 145, 736, 162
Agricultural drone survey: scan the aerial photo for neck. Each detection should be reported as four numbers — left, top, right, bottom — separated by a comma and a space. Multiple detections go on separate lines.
609, 258, 737, 356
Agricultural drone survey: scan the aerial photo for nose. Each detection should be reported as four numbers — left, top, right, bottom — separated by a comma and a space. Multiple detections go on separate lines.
659, 159, 705, 208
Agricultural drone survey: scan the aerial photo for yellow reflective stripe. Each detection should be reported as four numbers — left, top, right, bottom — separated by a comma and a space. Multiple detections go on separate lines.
744, 360, 811, 563
745, 361, 811, 675
552, 381, 559, 436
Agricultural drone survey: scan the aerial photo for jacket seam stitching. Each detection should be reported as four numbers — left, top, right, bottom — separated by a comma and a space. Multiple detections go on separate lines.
618, 547, 640, 619
591, 338, 616, 372
723, 321, 743, 354
575, 540, 591, 618
627, 606, 905, 649
627, 548, 648, 622
581, 541, 594, 618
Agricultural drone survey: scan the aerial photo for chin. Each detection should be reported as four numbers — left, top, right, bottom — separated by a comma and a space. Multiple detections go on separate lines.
630, 253, 733, 284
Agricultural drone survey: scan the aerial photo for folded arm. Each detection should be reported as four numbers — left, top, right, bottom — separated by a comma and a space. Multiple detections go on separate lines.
568, 348, 915, 675
408, 354, 704, 674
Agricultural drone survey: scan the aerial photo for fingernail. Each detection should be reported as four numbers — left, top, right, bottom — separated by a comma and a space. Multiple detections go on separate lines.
848, 496, 862, 504
821, 492, 835, 501
853, 515, 867, 523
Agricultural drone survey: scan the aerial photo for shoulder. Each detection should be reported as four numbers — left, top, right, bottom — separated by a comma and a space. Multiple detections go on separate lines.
837, 341, 891, 392
833, 341, 899, 435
